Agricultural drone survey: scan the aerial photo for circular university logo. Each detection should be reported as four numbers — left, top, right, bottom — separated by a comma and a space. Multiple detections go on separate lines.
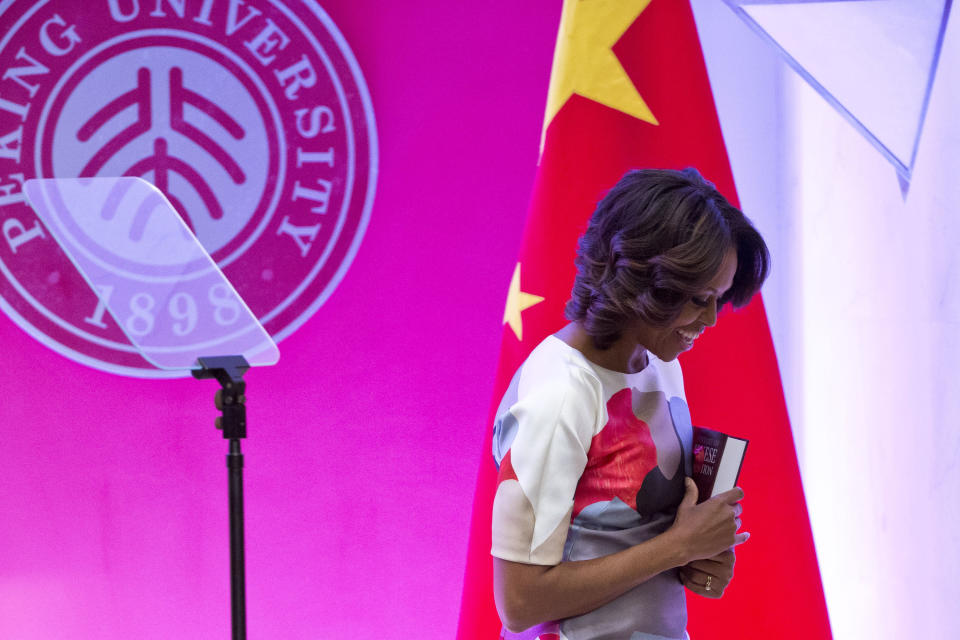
0, 0, 377, 376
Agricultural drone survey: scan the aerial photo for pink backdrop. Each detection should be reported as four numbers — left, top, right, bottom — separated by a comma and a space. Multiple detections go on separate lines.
0, 1, 559, 637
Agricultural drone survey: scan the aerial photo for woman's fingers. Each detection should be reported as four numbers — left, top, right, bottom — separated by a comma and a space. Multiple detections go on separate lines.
680, 566, 724, 598
672, 483, 749, 560
685, 554, 734, 581
713, 486, 744, 505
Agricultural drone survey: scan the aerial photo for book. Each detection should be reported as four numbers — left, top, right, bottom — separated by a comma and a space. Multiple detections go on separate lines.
691, 426, 748, 503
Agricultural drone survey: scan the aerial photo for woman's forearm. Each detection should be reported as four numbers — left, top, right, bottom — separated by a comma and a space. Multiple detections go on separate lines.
493, 528, 689, 633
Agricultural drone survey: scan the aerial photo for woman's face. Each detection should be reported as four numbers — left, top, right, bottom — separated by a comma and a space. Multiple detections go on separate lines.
632, 247, 738, 362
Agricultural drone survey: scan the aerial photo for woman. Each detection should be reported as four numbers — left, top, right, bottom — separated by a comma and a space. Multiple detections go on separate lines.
490, 168, 769, 640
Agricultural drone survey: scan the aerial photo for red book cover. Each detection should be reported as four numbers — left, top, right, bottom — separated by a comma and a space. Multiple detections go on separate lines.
692, 426, 748, 503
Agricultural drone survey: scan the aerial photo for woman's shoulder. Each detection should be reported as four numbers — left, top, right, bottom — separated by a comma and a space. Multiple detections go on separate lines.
521, 335, 605, 391
495, 336, 608, 454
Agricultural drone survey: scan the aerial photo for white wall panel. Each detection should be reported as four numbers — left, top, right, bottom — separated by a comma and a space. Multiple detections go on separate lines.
692, 2, 960, 637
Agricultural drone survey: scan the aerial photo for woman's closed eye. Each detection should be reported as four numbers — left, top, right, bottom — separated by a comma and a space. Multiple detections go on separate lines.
691, 296, 710, 308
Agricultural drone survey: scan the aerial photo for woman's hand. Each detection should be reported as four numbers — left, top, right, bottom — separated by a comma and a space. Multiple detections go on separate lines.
668, 478, 748, 563
680, 549, 736, 598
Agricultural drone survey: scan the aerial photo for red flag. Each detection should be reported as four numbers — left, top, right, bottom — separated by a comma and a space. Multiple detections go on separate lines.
457, 1, 832, 638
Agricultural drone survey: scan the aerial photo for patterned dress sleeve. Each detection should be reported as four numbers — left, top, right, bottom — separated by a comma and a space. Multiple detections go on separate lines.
491, 364, 603, 565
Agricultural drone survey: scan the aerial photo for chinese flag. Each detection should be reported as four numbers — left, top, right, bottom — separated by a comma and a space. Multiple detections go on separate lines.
457, 1, 832, 639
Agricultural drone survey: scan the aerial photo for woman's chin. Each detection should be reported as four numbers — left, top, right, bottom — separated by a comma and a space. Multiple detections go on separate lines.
650, 347, 682, 362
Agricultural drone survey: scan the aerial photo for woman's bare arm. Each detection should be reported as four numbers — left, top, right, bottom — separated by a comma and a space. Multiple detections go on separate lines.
494, 528, 686, 632
493, 479, 748, 632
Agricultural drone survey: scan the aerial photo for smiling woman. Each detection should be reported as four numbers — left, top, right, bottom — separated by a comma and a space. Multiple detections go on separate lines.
490, 168, 769, 639
566, 168, 768, 359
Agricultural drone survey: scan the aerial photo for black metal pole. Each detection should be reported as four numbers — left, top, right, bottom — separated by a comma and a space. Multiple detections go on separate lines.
228, 437, 246, 640
193, 356, 250, 640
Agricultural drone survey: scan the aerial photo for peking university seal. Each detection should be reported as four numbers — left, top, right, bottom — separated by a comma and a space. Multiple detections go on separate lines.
0, 0, 377, 376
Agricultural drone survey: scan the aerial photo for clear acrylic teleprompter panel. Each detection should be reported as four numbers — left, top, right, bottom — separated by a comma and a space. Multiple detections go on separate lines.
23, 177, 278, 370
724, 0, 951, 180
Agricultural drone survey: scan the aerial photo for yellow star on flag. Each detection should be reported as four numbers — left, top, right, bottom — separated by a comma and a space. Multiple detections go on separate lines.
542, 0, 657, 146
503, 263, 545, 342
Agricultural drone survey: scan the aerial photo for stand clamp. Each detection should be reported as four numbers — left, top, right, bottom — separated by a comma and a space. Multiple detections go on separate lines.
193, 356, 248, 440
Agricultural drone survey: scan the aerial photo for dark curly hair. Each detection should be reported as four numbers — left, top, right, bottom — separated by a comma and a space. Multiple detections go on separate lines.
565, 168, 769, 349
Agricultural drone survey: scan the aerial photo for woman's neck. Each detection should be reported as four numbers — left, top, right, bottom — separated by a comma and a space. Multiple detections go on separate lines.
555, 322, 648, 374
